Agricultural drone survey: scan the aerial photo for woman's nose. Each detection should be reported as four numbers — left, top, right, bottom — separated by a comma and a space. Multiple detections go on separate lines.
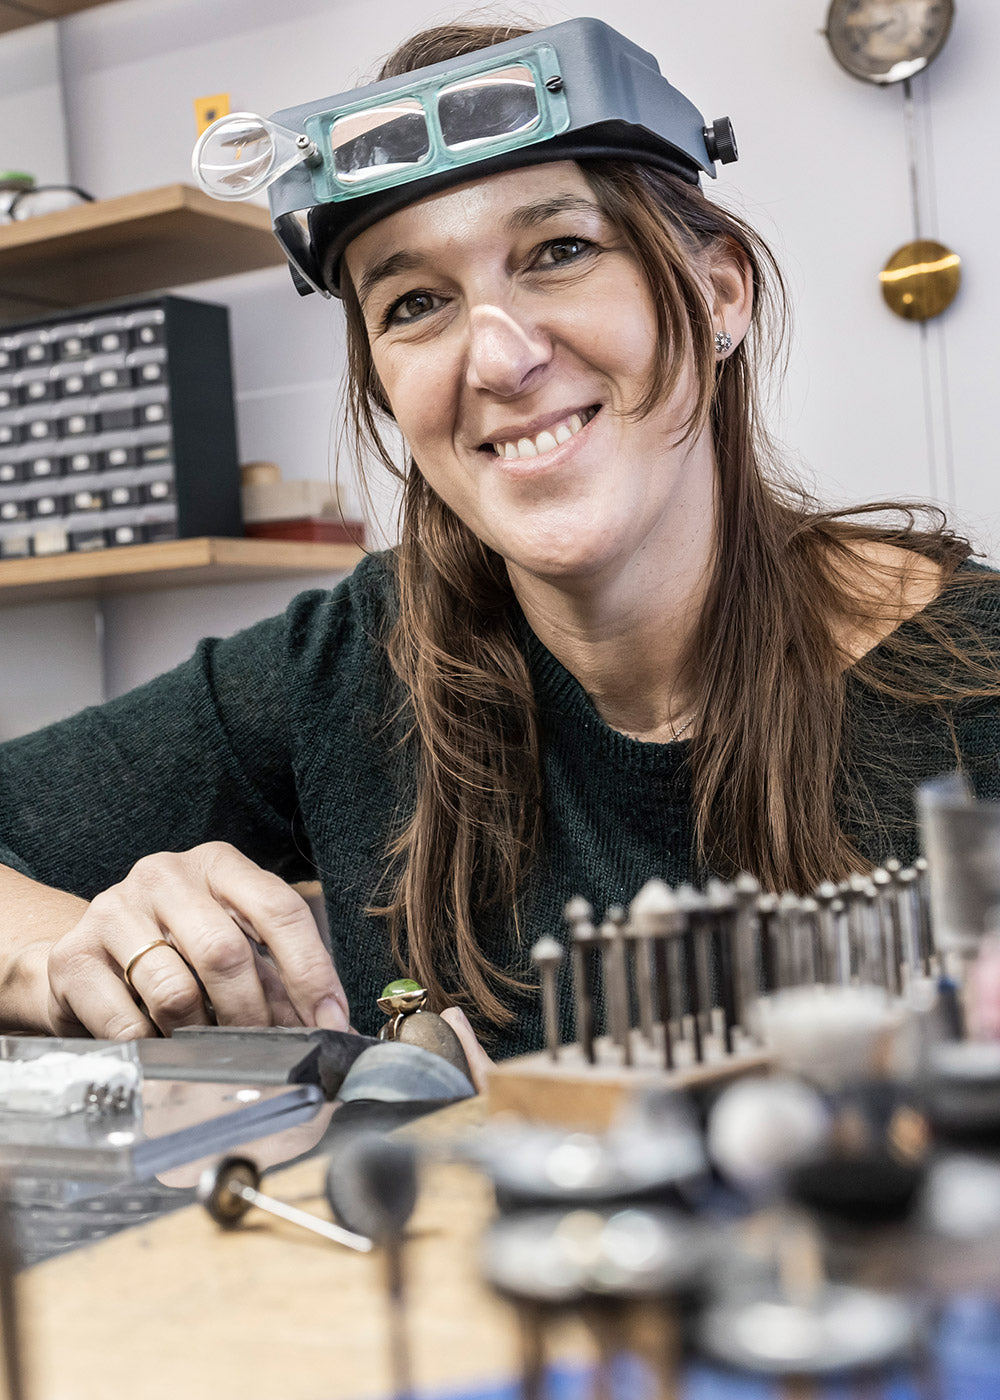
465, 303, 552, 396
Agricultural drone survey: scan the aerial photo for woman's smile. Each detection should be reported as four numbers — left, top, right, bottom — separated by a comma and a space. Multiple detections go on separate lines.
482, 404, 601, 465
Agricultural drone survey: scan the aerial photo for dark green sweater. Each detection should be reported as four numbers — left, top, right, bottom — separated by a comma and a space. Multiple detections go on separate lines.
1, 551, 998, 1054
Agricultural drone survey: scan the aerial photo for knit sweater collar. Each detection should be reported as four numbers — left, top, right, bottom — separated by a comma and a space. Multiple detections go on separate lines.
514, 557, 990, 775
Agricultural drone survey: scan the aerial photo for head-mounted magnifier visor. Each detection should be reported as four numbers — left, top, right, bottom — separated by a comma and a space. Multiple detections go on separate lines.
307, 47, 569, 201
192, 18, 737, 298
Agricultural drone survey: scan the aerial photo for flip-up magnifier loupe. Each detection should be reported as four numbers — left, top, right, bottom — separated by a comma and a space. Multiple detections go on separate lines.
193, 114, 319, 202
191, 18, 738, 299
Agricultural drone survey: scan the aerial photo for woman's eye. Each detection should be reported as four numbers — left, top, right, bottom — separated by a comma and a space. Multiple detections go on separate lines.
385, 291, 439, 327
542, 237, 592, 265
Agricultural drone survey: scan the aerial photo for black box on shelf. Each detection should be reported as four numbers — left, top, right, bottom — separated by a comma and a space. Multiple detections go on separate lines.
0, 294, 242, 558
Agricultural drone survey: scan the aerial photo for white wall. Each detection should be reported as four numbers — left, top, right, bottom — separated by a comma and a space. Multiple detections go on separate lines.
1, 0, 998, 718
0, 22, 69, 195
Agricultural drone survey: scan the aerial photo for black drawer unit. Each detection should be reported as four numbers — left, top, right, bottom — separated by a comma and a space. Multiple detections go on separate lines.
0, 295, 242, 559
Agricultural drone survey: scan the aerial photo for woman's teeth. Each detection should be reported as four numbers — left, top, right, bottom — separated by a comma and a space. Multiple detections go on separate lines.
495, 407, 597, 460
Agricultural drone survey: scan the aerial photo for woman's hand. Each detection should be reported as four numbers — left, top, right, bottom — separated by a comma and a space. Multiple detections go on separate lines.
440, 1006, 494, 1093
43, 842, 349, 1040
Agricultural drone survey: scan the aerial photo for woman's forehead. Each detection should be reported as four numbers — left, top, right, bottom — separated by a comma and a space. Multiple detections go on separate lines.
343, 161, 594, 281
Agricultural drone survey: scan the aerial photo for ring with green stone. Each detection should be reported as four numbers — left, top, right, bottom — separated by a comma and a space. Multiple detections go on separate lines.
377, 978, 429, 1039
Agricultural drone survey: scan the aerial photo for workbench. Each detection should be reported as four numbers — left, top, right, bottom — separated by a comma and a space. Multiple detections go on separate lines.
13, 1098, 595, 1400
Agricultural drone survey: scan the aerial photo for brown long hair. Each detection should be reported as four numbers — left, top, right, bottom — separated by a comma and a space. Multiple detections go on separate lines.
335, 22, 997, 1027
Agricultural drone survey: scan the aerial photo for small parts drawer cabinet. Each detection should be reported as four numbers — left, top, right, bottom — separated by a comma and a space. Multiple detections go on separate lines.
0, 295, 242, 559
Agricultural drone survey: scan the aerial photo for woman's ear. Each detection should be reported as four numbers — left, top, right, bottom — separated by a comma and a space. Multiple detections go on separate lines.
706, 239, 754, 350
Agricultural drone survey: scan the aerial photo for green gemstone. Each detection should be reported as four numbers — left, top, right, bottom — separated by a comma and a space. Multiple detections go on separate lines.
381, 978, 423, 998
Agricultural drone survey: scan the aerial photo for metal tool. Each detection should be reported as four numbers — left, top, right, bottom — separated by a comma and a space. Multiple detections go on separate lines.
629, 880, 681, 1069
676, 886, 706, 1063
796, 897, 821, 987
813, 882, 842, 986
886, 861, 922, 975
871, 867, 902, 995
326, 1134, 419, 1400
566, 897, 599, 1064
860, 878, 887, 990
601, 907, 632, 1065
707, 878, 738, 1052
530, 936, 564, 1062
198, 1154, 372, 1252
913, 856, 935, 968
840, 875, 868, 982
731, 872, 761, 1039
624, 901, 657, 1046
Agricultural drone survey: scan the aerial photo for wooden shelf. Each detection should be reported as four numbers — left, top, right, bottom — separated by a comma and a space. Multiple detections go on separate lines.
0, 536, 364, 604
0, 184, 287, 324
2, 0, 126, 39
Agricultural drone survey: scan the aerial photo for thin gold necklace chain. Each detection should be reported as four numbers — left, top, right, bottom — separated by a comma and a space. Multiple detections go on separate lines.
619, 712, 696, 743
668, 713, 695, 743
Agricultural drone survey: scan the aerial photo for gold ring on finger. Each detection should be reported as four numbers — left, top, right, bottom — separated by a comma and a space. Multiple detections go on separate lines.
122, 938, 172, 993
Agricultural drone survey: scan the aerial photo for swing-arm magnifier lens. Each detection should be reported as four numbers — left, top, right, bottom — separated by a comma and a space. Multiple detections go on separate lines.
192, 113, 316, 201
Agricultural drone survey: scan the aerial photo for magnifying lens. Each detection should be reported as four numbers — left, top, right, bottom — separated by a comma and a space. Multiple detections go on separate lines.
192, 113, 318, 201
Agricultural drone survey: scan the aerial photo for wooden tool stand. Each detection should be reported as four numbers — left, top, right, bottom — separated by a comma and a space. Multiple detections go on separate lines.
488, 1032, 772, 1131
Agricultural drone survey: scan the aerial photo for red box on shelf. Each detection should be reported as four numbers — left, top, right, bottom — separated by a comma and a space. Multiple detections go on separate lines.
243, 517, 366, 545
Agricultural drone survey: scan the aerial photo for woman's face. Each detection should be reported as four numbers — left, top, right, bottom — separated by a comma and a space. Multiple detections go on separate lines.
344, 162, 721, 591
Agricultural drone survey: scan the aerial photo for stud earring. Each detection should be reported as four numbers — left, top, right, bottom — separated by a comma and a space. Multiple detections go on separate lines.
714, 330, 734, 355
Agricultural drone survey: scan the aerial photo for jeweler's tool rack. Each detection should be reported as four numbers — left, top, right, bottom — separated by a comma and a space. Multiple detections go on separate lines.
474, 782, 1000, 1398
488, 858, 937, 1128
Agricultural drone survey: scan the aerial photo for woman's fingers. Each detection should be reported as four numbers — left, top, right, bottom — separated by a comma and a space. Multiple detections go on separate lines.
46, 934, 157, 1040
440, 1006, 493, 1093
45, 842, 350, 1039
122, 851, 278, 1027
199, 845, 350, 1030
119, 937, 217, 1036
48, 903, 212, 1038
252, 946, 307, 1028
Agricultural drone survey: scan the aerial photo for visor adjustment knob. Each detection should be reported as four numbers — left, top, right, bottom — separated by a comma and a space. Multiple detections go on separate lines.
545, 75, 564, 92
703, 117, 738, 165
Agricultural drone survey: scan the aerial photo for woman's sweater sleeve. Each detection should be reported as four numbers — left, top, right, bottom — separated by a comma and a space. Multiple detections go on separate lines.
0, 556, 390, 898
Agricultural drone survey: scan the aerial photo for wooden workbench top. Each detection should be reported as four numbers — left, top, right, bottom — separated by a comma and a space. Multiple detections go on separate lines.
17, 1100, 591, 1400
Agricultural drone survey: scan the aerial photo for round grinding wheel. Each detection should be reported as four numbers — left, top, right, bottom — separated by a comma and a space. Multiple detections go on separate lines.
789, 1151, 924, 1227
707, 1077, 831, 1192
922, 1041, 1000, 1144
337, 1040, 475, 1104
483, 1206, 709, 1306
482, 1210, 591, 1306
198, 1155, 260, 1228
325, 1132, 418, 1241
470, 1106, 706, 1211
755, 985, 899, 1090
696, 1282, 918, 1377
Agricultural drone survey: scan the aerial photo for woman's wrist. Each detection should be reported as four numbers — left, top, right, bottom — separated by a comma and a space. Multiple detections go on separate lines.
0, 877, 89, 1034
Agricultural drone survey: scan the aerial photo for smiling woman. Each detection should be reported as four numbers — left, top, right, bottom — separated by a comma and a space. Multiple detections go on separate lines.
327, 20, 1000, 1030
0, 18, 998, 1053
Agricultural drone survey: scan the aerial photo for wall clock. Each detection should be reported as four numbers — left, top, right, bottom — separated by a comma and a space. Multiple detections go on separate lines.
825, 0, 955, 85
